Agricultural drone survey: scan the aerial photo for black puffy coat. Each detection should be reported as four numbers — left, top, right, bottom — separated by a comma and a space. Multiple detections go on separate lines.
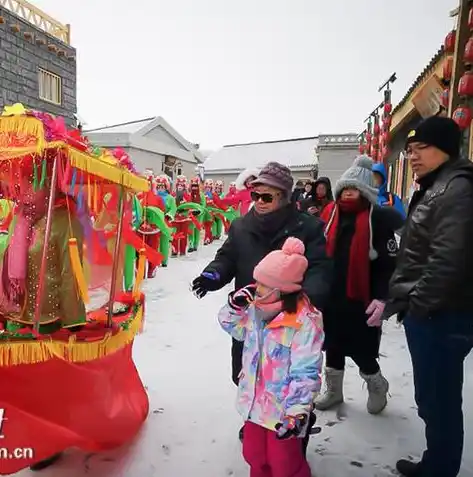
387, 159, 473, 320
202, 204, 332, 309
323, 205, 404, 358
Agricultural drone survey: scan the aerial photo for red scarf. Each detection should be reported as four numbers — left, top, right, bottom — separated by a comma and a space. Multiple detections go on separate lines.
325, 198, 371, 305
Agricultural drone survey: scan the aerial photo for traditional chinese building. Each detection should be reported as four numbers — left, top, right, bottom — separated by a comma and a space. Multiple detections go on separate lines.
0, 0, 77, 124
203, 133, 358, 189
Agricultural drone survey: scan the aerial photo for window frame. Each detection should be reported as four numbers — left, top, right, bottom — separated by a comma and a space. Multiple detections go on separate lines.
38, 68, 62, 106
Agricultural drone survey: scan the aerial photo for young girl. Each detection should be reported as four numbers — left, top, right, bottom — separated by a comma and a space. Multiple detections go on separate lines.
218, 237, 324, 477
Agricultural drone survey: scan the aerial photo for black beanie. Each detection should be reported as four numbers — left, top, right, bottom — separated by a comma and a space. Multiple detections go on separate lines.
405, 116, 461, 158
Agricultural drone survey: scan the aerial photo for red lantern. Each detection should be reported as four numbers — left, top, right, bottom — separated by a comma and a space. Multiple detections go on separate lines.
383, 115, 392, 129
469, 7, 473, 30
372, 135, 379, 147
458, 71, 473, 97
441, 87, 450, 108
464, 36, 473, 64
443, 57, 453, 82
383, 102, 392, 115
373, 123, 380, 135
365, 132, 372, 142
444, 30, 456, 54
452, 104, 472, 129
359, 143, 366, 154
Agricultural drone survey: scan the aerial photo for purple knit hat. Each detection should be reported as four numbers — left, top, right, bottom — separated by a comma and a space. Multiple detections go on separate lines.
251, 161, 294, 196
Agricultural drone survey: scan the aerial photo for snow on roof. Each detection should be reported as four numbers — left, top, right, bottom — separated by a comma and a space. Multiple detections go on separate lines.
85, 118, 155, 134
204, 137, 319, 172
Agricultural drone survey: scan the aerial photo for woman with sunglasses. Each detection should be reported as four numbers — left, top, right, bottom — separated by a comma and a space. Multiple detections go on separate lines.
315, 155, 404, 415
192, 161, 331, 449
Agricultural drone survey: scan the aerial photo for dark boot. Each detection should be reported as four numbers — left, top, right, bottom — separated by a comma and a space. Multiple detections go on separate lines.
396, 459, 422, 476
302, 412, 318, 457
30, 453, 63, 471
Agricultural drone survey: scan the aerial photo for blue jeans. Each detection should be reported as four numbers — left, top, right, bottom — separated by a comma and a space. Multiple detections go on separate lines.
404, 312, 473, 477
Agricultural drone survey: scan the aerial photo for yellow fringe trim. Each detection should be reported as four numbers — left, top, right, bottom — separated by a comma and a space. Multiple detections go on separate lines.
0, 116, 45, 153
0, 304, 144, 367
0, 132, 149, 192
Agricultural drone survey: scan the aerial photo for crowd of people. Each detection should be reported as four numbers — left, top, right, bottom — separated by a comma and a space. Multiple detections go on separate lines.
192, 116, 473, 477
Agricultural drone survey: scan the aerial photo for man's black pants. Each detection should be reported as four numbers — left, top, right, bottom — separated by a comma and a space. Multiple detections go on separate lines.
404, 312, 473, 477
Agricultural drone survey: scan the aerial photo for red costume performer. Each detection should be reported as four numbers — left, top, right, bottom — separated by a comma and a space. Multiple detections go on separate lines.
137, 176, 165, 278
171, 175, 191, 256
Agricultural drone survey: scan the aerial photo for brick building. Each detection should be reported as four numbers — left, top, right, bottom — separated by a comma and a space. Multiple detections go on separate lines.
0, 0, 76, 124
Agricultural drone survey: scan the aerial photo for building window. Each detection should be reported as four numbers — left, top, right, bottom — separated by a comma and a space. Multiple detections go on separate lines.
38, 69, 62, 105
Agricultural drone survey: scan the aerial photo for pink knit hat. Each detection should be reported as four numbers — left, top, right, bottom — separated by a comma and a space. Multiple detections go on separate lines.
253, 237, 308, 293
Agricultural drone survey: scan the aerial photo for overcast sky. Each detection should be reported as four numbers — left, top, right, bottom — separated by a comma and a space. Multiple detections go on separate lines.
34, 0, 456, 149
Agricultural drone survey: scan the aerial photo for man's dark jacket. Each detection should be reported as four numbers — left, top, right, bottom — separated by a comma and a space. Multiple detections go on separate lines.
387, 159, 473, 319
203, 206, 332, 310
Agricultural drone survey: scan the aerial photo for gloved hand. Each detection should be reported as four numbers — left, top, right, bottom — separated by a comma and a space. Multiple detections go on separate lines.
366, 299, 385, 327
191, 271, 221, 299
275, 414, 307, 440
228, 285, 257, 311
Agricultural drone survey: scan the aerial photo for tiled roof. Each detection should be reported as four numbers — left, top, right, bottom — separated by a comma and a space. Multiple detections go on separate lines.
85, 118, 155, 134
204, 137, 319, 172
392, 46, 445, 116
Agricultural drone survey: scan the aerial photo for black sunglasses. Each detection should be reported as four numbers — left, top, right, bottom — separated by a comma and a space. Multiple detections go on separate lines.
251, 191, 275, 203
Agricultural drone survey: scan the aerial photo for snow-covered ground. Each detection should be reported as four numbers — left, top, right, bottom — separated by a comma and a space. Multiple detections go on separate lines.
15, 241, 473, 476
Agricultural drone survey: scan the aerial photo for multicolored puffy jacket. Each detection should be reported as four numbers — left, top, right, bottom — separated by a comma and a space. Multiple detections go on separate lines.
218, 296, 324, 432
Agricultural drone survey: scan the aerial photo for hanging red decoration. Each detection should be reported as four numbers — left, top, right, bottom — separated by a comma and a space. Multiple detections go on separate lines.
452, 104, 472, 129
444, 30, 457, 54
373, 123, 380, 135
382, 115, 392, 130
441, 87, 450, 108
383, 102, 392, 115
469, 7, 473, 30
458, 71, 473, 97
383, 131, 391, 143
359, 143, 366, 154
443, 57, 454, 83
372, 135, 379, 147
365, 131, 372, 142
464, 36, 473, 64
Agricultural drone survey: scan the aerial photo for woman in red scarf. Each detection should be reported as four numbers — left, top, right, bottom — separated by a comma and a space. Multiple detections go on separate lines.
316, 156, 404, 415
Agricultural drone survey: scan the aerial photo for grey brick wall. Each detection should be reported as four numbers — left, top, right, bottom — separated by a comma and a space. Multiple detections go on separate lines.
0, 6, 77, 125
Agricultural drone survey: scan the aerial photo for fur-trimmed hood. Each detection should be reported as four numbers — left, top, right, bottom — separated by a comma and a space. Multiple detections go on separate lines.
235, 168, 260, 191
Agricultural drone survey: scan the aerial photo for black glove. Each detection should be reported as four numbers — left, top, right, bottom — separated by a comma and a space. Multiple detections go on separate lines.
228, 285, 257, 310
191, 271, 221, 299
275, 414, 307, 440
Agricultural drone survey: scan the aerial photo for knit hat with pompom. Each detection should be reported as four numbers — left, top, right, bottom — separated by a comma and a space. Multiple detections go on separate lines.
334, 155, 378, 204
253, 237, 308, 293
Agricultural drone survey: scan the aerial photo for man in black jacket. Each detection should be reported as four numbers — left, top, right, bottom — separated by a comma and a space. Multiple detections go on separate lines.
385, 117, 473, 477
191, 161, 332, 447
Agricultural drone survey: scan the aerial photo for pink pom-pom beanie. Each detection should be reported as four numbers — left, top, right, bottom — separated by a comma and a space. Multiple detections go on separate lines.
253, 237, 308, 293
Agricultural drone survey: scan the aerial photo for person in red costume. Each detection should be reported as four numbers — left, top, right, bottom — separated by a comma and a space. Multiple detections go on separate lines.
223, 168, 259, 216
137, 175, 165, 278
171, 175, 192, 256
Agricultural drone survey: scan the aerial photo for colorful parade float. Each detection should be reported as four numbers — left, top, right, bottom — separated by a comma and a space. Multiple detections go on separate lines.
0, 104, 157, 474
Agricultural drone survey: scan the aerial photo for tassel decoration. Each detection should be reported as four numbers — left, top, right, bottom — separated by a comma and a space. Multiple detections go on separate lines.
39, 158, 47, 189
133, 248, 146, 299
68, 238, 89, 303
33, 160, 39, 191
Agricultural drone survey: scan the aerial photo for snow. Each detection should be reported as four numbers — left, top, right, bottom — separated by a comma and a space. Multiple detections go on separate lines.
14, 242, 473, 476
